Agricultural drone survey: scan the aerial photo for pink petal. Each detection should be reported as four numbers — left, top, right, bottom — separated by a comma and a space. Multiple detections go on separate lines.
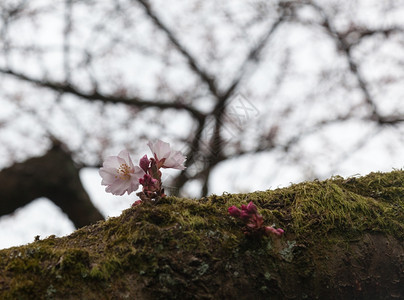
99, 168, 118, 185
117, 149, 135, 169
148, 140, 171, 160
102, 156, 121, 169
105, 179, 129, 196
163, 150, 186, 170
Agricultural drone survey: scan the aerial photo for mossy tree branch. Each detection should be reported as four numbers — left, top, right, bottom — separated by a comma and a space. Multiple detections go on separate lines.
0, 170, 402, 299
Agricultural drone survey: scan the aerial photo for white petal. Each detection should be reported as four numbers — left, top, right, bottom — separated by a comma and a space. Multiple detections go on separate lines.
128, 166, 144, 192
128, 179, 139, 194
117, 149, 135, 169
148, 140, 171, 160
102, 156, 121, 169
164, 151, 186, 170
99, 168, 118, 185
133, 165, 146, 178
106, 179, 130, 196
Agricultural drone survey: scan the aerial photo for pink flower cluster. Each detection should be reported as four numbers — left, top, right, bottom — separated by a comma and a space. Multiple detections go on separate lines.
99, 139, 186, 204
228, 202, 284, 237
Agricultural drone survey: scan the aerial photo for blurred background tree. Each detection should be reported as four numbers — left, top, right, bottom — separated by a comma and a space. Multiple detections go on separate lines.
1, 0, 404, 240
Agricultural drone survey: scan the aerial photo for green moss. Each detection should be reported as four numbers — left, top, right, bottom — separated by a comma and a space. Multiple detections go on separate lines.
0, 170, 403, 299
56, 248, 90, 277
88, 255, 122, 280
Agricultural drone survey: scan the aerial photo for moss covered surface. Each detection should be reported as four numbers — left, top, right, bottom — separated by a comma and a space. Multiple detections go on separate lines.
0, 171, 403, 299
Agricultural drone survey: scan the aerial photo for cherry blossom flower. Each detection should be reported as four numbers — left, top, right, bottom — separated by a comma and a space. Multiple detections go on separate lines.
100, 140, 187, 204
99, 150, 145, 196
147, 139, 186, 170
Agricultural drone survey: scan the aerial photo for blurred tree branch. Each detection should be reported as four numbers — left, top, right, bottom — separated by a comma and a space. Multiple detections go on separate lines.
0, 141, 104, 228
307, 1, 404, 125
0, 67, 206, 121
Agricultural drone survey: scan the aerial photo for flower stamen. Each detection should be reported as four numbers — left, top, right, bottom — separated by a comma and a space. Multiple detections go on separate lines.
117, 163, 131, 180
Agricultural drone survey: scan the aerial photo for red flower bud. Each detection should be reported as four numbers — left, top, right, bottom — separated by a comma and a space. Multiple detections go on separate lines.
132, 200, 142, 207
228, 205, 241, 217
246, 201, 258, 214
139, 155, 150, 173
265, 226, 284, 237
139, 174, 158, 187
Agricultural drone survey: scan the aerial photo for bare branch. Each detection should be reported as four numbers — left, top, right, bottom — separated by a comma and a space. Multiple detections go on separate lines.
307, 2, 380, 121
340, 27, 404, 48
63, 0, 73, 81
0, 67, 206, 121
224, 14, 285, 100
135, 0, 219, 96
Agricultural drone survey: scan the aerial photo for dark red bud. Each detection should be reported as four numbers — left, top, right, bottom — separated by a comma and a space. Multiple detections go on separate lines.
228, 206, 241, 217
139, 155, 150, 173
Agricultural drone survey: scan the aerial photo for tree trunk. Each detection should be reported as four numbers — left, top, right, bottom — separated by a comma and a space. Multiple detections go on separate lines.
0, 171, 402, 299
0, 142, 104, 228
